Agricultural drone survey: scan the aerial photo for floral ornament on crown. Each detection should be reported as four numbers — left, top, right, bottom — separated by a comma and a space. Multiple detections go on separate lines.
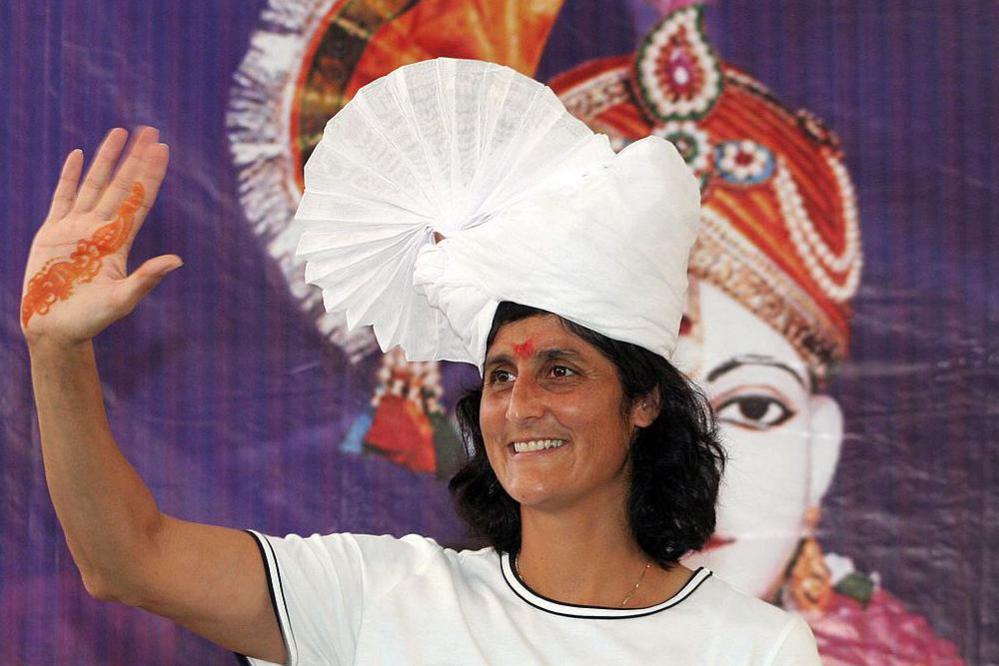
633, 5, 724, 123
654, 121, 713, 188
715, 140, 776, 187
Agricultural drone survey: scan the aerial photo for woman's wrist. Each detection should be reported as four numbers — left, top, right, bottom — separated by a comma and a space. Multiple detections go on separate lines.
26, 332, 94, 362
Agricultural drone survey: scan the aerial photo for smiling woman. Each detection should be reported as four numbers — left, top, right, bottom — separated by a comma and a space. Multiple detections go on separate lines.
450, 302, 725, 575
238, 300, 822, 664
247, 57, 823, 663
24, 58, 824, 665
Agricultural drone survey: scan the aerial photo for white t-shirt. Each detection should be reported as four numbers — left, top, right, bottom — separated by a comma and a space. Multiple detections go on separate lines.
242, 530, 820, 666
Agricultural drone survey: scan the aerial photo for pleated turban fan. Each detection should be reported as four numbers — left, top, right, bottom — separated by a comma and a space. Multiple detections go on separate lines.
294, 58, 701, 372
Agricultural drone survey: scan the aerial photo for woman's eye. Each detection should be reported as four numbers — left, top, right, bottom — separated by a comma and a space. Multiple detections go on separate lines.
489, 369, 514, 384
550, 365, 576, 379
715, 395, 794, 430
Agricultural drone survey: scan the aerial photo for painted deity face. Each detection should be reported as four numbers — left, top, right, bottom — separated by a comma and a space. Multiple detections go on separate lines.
675, 282, 843, 599
479, 314, 654, 512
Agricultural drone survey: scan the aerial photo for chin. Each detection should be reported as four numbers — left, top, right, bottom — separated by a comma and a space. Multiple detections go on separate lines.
510, 489, 564, 510
507, 482, 582, 512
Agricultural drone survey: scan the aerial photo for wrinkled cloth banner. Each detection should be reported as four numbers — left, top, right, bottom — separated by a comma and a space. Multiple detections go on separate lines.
1, 1, 995, 664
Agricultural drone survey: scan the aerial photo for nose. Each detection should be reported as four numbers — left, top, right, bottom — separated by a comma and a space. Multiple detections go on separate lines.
505, 374, 546, 423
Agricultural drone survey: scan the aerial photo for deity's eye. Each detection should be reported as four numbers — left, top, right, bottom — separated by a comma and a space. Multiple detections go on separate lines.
715, 394, 794, 430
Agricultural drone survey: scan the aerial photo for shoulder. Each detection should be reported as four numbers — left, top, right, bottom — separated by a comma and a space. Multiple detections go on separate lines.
349, 534, 500, 578
255, 530, 446, 565
697, 574, 792, 628
698, 573, 820, 663
253, 530, 497, 580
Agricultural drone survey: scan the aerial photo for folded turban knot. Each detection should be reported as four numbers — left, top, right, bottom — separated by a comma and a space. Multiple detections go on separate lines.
294, 57, 700, 373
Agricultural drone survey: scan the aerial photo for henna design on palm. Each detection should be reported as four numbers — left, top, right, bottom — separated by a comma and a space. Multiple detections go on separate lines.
21, 182, 145, 327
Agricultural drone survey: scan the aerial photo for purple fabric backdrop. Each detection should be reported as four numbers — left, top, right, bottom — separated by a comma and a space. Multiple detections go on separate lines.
1, 1, 995, 663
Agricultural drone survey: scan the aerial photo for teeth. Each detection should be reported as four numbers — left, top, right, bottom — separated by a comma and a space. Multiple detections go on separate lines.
513, 439, 566, 453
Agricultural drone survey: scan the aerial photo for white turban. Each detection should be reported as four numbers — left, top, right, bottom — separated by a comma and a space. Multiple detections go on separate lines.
294, 58, 700, 373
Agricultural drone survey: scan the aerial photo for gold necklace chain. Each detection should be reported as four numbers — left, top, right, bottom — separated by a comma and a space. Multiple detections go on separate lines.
514, 554, 653, 608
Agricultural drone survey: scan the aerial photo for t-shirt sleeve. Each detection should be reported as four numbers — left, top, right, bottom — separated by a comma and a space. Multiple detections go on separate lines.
767, 615, 822, 666
240, 529, 440, 666
240, 529, 360, 666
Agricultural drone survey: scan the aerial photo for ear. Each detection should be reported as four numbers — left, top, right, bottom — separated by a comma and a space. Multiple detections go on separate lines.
630, 387, 662, 429
806, 395, 844, 506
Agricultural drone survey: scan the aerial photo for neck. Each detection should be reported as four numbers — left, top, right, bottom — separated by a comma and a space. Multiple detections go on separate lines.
515, 490, 691, 608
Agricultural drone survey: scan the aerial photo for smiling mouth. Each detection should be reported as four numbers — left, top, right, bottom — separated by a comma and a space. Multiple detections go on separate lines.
508, 439, 568, 455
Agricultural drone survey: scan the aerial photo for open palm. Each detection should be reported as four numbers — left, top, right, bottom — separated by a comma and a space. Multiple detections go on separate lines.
21, 127, 180, 345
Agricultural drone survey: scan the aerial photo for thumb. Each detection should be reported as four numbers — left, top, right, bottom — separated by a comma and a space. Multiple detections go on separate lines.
117, 254, 183, 310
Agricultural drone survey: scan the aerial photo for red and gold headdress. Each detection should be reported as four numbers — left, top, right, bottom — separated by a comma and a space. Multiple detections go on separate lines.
551, 5, 862, 376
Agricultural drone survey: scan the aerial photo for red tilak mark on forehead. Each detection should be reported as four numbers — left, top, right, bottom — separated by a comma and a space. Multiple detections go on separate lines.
512, 340, 535, 359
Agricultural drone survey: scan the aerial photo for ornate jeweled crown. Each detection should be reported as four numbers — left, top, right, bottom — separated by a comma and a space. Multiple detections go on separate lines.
551, 5, 862, 376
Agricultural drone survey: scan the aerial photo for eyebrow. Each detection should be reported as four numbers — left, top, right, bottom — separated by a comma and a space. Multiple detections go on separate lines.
706, 355, 808, 388
483, 347, 584, 373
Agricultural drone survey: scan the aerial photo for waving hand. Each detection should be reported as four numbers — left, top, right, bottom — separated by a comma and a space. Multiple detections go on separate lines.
21, 126, 180, 345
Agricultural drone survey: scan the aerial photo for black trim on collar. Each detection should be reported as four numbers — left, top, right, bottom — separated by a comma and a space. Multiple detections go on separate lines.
501, 552, 712, 620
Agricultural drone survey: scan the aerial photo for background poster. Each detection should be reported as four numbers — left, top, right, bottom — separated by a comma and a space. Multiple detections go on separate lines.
1, 1, 995, 663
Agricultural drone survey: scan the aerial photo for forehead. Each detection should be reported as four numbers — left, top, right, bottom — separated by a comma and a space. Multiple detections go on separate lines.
697, 283, 803, 364
486, 314, 591, 359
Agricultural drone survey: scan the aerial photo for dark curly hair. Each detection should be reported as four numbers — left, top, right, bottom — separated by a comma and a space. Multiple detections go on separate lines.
448, 302, 725, 568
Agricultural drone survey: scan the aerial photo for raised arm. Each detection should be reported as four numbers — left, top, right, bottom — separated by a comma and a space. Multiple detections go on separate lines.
21, 127, 286, 664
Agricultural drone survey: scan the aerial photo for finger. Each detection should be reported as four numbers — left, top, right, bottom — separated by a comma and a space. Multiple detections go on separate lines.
93, 129, 165, 224
46, 149, 84, 222
113, 254, 183, 313
98, 142, 170, 254
129, 143, 170, 236
72, 128, 130, 213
